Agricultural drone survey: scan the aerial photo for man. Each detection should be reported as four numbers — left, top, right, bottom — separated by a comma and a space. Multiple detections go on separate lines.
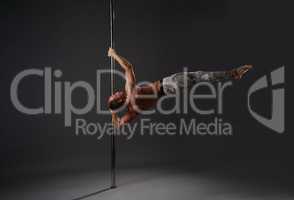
108, 48, 252, 127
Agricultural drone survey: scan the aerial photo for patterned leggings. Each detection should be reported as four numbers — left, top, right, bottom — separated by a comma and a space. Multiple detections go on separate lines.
162, 71, 231, 95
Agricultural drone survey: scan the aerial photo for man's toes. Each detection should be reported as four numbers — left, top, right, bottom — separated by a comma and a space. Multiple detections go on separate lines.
245, 65, 253, 70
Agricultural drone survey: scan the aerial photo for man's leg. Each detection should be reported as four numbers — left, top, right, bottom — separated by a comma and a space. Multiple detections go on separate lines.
188, 71, 230, 82
188, 65, 253, 82
162, 65, 253, 95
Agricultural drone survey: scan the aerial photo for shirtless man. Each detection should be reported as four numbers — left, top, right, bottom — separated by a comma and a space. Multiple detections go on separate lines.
107, 48, 252, 127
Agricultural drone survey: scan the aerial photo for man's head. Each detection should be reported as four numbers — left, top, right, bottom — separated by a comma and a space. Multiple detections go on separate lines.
108, 91, 127, 111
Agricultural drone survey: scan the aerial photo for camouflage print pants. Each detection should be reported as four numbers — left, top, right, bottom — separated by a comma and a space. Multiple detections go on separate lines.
162, 71, 231, 95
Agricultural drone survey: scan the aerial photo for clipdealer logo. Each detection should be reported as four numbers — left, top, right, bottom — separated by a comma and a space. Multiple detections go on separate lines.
247, 67, 285, 134
10, 66, 286, 136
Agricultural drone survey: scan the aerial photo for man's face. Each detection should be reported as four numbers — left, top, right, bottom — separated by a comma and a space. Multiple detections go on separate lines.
108, 91, 126, 111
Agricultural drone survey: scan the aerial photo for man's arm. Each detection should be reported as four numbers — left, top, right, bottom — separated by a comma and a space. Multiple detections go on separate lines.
108, 48, 136, 96
112, 111, 137, 128
120, 111, 138, 126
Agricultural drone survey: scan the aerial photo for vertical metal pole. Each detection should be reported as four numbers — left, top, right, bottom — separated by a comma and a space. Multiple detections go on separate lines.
110, 0, 117, 189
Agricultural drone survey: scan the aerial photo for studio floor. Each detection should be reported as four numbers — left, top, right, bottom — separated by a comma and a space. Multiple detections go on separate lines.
1, 162, 293, 200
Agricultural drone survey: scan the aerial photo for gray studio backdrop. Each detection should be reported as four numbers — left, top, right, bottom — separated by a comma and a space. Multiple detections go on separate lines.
1, 0, 293, 193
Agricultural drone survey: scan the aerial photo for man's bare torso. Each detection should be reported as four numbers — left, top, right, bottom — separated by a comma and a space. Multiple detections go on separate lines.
127, 81, 161, 112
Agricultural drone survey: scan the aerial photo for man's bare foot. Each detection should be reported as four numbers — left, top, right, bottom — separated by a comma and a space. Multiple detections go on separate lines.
231, 65, 253, 80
